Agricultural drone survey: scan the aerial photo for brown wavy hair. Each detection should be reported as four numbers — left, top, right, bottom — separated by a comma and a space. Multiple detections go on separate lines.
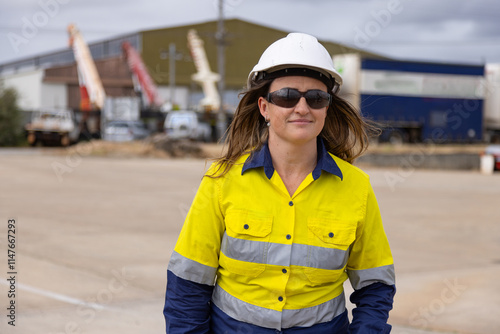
207, 79, 378, 178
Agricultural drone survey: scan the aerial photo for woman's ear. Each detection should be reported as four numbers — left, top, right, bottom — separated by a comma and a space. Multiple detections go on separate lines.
258, 96, 269, 120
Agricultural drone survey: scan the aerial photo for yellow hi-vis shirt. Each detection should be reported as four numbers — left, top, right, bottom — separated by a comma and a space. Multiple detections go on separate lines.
169, 141, 395, 329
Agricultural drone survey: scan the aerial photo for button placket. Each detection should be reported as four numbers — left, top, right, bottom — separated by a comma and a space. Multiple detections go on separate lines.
286, 199, 294, 242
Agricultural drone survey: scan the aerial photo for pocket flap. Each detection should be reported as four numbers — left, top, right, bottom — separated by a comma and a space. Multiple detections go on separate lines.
226, 210, 273, 237
308, 217, 356, 246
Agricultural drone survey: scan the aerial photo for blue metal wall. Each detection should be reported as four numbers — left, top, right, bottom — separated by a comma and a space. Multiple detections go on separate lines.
361, 59, 485, 76
359, 58, 484, 142
361, 94, 483, 142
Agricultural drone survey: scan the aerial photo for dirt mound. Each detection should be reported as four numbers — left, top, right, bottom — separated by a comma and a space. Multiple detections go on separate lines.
147, 134, 205, 158
64, 134, 211, 159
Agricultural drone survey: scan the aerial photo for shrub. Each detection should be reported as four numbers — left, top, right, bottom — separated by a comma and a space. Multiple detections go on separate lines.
0, 84, 24, 146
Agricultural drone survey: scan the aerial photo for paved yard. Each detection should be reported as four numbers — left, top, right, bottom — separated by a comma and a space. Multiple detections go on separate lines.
1, 148, 499, 333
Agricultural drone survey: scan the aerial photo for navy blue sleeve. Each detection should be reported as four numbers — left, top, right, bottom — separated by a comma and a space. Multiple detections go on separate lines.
163, 270, 214, 333
348, 282, 396, 334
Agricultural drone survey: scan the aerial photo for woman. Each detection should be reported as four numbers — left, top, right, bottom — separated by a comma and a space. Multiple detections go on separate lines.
164, 33, 395, 333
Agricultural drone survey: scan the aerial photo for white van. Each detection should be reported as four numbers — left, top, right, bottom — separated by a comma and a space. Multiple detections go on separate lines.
164, 110, 212, 142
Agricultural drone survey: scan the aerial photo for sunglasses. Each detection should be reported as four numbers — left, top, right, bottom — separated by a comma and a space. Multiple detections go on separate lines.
266, 88, 332, 109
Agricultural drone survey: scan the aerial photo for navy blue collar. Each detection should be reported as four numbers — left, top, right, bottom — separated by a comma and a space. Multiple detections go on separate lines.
242, 137, 343, 180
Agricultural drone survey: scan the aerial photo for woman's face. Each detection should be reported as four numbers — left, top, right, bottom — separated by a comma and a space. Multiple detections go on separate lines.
258, 75, 328, 147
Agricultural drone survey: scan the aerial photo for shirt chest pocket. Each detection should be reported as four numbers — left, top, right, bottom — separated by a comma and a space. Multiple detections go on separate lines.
304, 217, 357, 285
221, 210, 273, 277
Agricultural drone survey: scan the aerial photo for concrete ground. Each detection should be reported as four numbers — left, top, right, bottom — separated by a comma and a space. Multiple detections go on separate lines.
0, 147, 499, 334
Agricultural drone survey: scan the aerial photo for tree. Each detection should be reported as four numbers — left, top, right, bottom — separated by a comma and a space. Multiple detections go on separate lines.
0, 82, 24, 146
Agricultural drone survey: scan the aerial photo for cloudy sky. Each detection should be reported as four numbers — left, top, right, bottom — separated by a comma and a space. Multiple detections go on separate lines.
1, 0, 499, 65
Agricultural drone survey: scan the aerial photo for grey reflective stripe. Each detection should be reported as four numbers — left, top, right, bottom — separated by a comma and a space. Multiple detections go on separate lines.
282, 292, 346, 328
212, 284, 346, 329
221, 232, 270, 264
296, 243, 349, 270
222, 232, 349, 270
268, 242, 292, 266
347, 264, 396, 290
167, 251, 217, 286
212, 284, 281, 329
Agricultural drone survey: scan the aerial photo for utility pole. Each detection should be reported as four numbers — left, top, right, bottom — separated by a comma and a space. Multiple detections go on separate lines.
169, 43, 176, 107
161, 43, 183, 110
216, 0, 227, 140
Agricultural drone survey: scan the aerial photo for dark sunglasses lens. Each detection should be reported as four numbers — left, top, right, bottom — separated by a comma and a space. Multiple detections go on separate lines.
269, 89, 330, 108
305, 90, 331, 109
271, 89, 301, 108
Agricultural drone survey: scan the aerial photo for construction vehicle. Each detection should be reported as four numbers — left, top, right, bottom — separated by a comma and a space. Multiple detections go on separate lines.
187, 29, 221, 111
161, 29, 219, 141
333, 54, 488, 143
121, 41, 168, 133
67, 24, 106, 138
122, 41, 164, 110
68, 25, 149, 139
25, 109, 79, 146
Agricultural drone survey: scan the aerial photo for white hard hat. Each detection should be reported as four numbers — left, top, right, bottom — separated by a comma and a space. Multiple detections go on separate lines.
248, 33, 343, 91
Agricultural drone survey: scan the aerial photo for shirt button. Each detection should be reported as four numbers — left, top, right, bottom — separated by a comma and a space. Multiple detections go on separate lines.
329, 232, 334, 238
244, 224, 249, 230
288, 201, 293, 206
286, 234, 291, 240
282, 268, 287, 274
278, 296, 283, 302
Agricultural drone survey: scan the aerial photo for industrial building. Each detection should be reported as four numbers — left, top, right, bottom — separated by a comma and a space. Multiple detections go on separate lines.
5, 18, 496, 144
0, 18, 381, 113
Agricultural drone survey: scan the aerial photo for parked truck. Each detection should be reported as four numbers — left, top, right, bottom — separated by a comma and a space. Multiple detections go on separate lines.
333, 54, 499, 143
25, 109, 79, 146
